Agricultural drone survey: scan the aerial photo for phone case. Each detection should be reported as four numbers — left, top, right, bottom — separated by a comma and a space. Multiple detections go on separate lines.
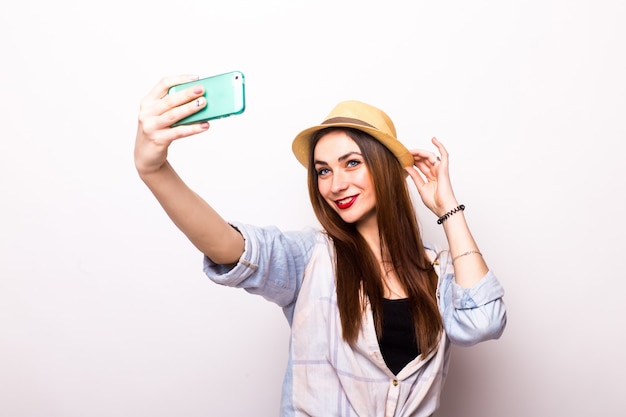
168, 71, 245, 126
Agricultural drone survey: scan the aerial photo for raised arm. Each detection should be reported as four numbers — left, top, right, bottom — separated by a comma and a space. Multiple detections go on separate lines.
405, 137, 488, 289
134, 75, 244, 264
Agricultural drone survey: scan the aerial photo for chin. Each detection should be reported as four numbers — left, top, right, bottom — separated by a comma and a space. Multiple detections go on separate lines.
338, 213, 367, 225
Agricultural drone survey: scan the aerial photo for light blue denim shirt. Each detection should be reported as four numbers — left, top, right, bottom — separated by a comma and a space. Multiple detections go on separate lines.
204, 223, 506, 417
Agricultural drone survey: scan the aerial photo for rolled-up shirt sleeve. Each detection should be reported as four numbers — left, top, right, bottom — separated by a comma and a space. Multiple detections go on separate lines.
203, 222, 317, 320
436, 251, 507, 347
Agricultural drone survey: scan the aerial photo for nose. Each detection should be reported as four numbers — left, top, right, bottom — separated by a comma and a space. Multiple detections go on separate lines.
330, 170, 349, 194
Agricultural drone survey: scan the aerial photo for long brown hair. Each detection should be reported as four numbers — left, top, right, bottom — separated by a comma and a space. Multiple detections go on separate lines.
307, 127, 443, 356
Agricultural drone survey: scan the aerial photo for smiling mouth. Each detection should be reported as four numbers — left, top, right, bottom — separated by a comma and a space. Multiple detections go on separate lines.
335, 196, 358, 210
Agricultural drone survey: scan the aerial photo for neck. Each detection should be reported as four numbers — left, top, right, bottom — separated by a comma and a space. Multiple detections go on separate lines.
356, 217, 381, 258
357, 218, 408, 299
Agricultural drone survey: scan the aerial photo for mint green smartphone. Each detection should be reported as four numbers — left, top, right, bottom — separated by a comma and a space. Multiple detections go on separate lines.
168, 70, 245, 126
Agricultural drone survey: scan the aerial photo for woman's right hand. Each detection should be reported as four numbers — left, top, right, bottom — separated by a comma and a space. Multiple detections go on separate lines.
134, 75, 210, 177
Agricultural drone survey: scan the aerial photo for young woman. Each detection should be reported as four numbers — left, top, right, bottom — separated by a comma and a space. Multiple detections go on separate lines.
134, 75, 507, 417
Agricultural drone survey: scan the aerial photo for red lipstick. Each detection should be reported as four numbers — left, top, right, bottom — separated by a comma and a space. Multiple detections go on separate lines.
336, 196, 357, 210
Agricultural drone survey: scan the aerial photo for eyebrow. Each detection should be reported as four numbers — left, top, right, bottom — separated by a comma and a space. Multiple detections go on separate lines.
314, 151, 363, 166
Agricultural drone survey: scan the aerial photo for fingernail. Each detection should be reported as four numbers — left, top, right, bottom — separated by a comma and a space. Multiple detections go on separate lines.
193, 85, 204, 94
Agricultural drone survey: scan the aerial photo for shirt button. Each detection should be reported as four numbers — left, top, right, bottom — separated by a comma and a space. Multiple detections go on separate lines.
392, 380, 398, 386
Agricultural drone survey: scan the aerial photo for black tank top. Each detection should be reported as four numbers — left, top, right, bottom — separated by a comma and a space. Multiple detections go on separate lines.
379, 298, 420, 375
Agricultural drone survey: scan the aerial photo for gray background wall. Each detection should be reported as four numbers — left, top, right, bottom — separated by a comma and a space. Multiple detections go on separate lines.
2, 1, 624, 416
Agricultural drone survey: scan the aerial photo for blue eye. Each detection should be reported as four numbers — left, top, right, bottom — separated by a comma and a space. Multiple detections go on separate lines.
317, 167, 330, 176
347, 160, 360, 168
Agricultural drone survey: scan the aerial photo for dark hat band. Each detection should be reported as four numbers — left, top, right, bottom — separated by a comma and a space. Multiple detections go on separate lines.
322, 116, 375, 129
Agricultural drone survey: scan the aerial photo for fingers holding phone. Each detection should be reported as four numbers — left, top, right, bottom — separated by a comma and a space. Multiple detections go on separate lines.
135, 75, 210, 176
138, 75, 210, 140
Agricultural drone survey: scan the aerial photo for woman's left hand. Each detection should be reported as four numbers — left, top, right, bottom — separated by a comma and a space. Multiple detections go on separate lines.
404, 137, 459, 218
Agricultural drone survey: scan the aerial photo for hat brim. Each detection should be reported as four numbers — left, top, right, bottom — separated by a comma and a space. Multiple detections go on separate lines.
292, 123, 414, 169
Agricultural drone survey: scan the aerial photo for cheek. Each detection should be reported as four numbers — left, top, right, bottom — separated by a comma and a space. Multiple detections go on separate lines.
356, 171, 374, 190
317, 178, 329, 198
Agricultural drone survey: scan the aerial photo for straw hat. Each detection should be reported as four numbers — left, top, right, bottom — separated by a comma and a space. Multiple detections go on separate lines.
291, 100, 414, 169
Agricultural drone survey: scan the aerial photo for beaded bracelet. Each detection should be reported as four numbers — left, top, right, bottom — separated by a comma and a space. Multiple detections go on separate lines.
437, 204, 465, 224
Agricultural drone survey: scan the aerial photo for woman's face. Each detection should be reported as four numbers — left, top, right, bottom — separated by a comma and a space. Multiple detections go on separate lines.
313, 130, 377, 227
